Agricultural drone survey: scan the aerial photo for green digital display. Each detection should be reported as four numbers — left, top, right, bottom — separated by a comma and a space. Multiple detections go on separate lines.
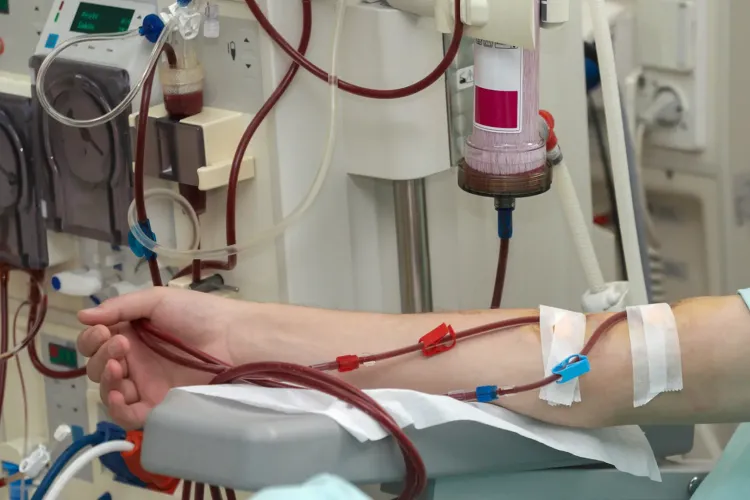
49, 342, 79, 369
70, 2, 134, 34
0, 0, 9, 15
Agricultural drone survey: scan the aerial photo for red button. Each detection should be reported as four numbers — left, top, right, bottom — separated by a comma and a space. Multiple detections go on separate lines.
0, 38, 5, 56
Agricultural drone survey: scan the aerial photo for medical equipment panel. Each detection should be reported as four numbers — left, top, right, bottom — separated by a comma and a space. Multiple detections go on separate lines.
0, 0, 52, 74
30, 0, 158, 245
30, 56, 134, 244
0, 93, 48, 269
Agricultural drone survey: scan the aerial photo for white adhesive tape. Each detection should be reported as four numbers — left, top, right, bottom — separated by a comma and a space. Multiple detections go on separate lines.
539, 306, 587, 407
626, 304, 683, 407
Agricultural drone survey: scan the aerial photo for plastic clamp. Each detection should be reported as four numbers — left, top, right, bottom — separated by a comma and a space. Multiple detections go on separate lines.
475, 385, 499, 403
419, 323, 457, 357
336, 355, 360, 373
551, 354, 590, 384
139, 14, 166, 44
121, 431, 180, 494
19, 445, 50, 479
128, 220, 157, 260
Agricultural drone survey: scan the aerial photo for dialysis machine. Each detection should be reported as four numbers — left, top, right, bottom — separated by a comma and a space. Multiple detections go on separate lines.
0, 0, 717, 498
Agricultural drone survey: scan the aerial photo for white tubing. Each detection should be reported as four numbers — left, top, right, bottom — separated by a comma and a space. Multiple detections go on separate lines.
44, 441, 135, 500
586, 0, 648, 306
553, 160, 606, 291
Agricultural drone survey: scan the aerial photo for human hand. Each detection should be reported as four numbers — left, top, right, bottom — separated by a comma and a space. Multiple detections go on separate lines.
77, 287, 251, 429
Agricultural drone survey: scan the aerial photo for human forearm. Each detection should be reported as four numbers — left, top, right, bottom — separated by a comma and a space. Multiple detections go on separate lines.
234, 296, 750, 428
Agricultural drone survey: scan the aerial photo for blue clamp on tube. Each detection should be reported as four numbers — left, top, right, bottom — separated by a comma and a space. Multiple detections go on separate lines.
552, 354, 590, 384
475, 385, 499, 403
497, 208, 514, 239
128, 220, 156, 260
139, 14, 165, 44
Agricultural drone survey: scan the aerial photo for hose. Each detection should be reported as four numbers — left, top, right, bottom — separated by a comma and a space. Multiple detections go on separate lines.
31, 433, 102, 500
35, 22, 175, 129
43, 440, 135, 500
552, 159, 606, 292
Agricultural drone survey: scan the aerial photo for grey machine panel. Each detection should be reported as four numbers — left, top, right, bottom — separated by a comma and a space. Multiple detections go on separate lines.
142, 390, 694, 492
0, 92, 49, 269
30, 56, 133, 245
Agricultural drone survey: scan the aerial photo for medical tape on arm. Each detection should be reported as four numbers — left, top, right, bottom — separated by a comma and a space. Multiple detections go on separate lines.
626, 304, 683, 407
539, 306, 587, 406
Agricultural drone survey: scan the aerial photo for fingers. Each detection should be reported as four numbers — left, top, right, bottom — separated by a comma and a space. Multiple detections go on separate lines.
77, 325, 112, 358
86, 334, 130, 383
107, 392, 152, 430
99, 357, 137, 396
78, 287, 167, 327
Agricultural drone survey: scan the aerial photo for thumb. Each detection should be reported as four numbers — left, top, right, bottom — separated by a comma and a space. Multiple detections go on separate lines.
78, 288, 168, 326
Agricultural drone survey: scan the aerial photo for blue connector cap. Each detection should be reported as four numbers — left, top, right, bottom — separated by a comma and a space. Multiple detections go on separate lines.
95, 421, 127, 442
95, 422, 150, 490
552, 354, 591, 384
497, 208, 514, 240
128, 219, 157, 260
475, 385, 499, 403
139, 14, 165, 44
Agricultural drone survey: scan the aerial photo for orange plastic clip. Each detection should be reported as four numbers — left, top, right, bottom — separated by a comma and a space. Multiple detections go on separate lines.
419, 323, 457, 357
121, 431, 180, 495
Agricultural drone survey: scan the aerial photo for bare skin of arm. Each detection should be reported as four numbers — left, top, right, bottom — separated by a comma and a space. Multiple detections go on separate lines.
77, 289, 750, 430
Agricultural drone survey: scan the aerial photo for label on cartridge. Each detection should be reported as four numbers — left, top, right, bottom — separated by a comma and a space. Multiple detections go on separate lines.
473, 40, 523, 134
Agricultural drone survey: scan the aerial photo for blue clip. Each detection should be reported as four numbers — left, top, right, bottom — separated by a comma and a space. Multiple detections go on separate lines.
139, 14, 165, 44
128, 219, 156, 260
552, 354, 590, 384
475, 385, 498, 403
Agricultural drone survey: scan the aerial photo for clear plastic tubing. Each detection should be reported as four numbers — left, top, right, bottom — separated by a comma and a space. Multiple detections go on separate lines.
35, 21, 175, 129
459, 10, 550, 199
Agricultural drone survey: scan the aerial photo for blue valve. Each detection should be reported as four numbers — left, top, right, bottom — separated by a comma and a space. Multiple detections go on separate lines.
139, 14, 165, 44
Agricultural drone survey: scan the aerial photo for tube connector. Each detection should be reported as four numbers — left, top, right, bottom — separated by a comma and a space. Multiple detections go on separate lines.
581, 282, 630, 313
139, 14, 165, 44
540, 110, 563, 166
495, 198, 515, 239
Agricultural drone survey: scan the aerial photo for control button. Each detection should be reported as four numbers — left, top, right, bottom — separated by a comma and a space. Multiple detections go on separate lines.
0, 38, 4, 56
45, 34, 59, 49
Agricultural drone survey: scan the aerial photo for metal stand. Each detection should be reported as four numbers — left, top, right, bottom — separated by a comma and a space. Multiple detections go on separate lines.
393, 179, 433, 313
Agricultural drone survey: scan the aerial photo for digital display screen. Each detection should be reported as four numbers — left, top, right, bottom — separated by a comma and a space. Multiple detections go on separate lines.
48, 342, 79, 369
0, 0, 9, 15
70, 2, 134, 34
